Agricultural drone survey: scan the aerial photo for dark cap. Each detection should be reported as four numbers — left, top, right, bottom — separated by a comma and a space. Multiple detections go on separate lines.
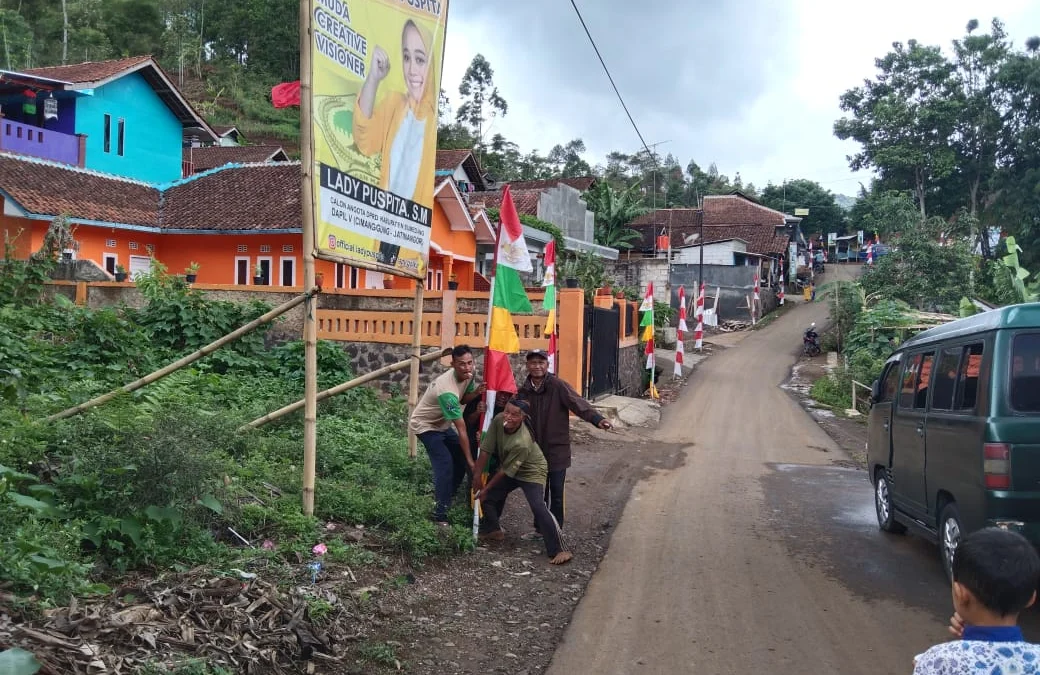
525, 349, 550, 361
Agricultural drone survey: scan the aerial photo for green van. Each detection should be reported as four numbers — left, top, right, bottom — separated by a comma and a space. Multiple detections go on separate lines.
867, 302, 1040, 580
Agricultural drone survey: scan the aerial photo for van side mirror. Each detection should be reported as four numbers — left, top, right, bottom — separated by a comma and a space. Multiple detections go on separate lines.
870, 379, 881, 403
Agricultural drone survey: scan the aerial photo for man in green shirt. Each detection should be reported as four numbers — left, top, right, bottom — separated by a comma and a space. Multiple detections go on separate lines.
472, 399, 573, 565
409, 345, 483, 524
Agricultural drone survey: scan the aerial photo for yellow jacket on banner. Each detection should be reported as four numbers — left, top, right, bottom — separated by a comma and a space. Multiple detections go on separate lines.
352, 19, 438, 207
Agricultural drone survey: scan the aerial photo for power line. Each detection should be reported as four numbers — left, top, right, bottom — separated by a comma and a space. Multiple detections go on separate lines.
568, 0, 653, 161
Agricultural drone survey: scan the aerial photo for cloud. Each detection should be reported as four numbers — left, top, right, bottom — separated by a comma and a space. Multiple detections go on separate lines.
440, 0, 1040, 196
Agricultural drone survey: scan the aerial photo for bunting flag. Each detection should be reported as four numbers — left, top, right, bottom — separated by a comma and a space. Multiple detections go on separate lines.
674, 286, 687, 378
640, 283, 658, 398
752, 273, 760, 325
867, 242, 875, 265
778, 282, 785, 306
271, 80, 301, 108
542, 240, 558, 373
482, 185, 533, 432
694, 282, 705, 350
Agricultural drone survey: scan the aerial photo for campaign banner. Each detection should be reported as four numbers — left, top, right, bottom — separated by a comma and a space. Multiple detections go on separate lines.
310, 0, 448, 279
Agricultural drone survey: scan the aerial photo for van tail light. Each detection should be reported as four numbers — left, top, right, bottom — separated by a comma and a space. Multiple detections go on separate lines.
984, 443, 1011, 490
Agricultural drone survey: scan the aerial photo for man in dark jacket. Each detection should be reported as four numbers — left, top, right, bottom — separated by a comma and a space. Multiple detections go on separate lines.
518, 349, 612, 532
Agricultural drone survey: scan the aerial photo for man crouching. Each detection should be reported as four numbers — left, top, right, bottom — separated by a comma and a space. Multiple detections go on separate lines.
471, 398, 572, 565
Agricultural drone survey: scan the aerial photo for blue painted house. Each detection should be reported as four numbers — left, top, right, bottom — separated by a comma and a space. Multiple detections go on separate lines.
0, 55, 216, 184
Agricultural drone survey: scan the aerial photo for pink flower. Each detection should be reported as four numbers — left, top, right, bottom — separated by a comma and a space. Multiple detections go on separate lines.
262, 540, 275, 550
312, 543, 327, 556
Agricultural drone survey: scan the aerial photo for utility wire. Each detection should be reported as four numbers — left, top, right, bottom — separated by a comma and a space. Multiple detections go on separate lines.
568, 0, 654, 166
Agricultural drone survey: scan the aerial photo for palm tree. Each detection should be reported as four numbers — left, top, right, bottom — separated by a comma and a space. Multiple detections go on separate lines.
586, 181, 648, 250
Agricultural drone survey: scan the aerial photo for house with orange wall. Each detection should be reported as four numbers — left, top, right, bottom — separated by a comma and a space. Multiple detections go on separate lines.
0, 152, 494, 291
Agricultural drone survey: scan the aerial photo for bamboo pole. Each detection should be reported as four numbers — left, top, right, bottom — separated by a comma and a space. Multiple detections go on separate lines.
239, 348, 450, 432
299, 0, 318, 516
408, 282, 426, 459
44, 292, 312, 423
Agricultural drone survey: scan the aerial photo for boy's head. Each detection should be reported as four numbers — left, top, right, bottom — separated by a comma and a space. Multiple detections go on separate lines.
952, 527, 1040, 623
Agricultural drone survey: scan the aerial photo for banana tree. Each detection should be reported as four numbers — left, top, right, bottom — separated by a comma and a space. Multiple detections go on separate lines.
1000, 236, 1040, 302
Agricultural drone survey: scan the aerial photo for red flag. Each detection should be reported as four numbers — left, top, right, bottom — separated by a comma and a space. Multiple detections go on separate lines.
484, 350, 518, 394
272, 81, 301, 108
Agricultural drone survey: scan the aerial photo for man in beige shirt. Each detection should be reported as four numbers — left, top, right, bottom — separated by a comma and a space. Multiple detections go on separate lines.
409, 345, 483, 524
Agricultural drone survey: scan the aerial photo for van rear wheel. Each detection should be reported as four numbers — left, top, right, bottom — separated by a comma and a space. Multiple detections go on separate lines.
939, 502, 962, 584
875, 469, 906, 534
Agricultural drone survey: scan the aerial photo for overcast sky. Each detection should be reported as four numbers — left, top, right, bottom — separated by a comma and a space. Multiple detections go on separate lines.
439, 0, 1040, 199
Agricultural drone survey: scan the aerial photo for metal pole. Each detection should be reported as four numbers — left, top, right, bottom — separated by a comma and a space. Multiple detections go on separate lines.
299, 0, 319, 517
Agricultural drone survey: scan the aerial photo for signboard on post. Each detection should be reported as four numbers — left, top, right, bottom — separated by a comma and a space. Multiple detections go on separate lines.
794, 208, 810, 217
857, 230, 864, 245
308, 0, 449, 280
788, 242, 798, 282
827, 232, 837, 246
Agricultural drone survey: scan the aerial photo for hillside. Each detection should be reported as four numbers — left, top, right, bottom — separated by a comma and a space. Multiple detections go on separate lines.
177, 68, 302, 156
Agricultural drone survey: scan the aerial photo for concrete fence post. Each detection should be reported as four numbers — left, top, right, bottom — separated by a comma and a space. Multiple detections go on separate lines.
557, 287, 585, 393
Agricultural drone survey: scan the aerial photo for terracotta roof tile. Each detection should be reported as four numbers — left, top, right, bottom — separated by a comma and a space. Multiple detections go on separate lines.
162, 163, 301, 231
629, 208, 702, 228
24, 55, 153, 84
184, 146, 289, 172
702, 194, 786, 226
213, 126, 238, 136
435, 149, 472, 172
631, 219, 788, 256
0, 153, 158, 226
506, 177, 597, 192
469, 189, 541, 217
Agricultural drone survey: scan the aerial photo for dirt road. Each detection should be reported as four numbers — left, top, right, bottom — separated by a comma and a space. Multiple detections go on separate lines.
548, 267, 942, 674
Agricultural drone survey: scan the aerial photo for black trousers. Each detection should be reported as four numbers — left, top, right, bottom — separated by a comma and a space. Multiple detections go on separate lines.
480, 477, 564, 558
532, 469, 566, 531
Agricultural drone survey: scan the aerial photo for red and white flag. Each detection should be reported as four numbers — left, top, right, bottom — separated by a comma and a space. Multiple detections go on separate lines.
674, 286, 687, 378
867, 243, 875, 266
694, 282, 705, 350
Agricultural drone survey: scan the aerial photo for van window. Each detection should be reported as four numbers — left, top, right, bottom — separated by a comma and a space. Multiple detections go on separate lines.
899, 354, 923, 409
879, 362, 900, 402
1011, 334, 1040, 412
915, 353, 934, 409
931, 349, 961, 411
955, 343, 984, 411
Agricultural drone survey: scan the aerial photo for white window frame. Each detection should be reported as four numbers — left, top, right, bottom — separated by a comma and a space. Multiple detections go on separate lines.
279, 256, 296, 287
128, 255, 151, 279
350, 266, 359, 290
234, 256, 250, 285
256, 256, 273, 286
102, 253, 118, 275
435, 270, 443, 290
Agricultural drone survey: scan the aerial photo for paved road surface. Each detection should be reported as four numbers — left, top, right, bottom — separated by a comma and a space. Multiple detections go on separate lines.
548, 266, 1040, 674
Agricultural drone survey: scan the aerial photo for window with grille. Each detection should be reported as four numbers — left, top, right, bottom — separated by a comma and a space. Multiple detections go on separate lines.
129, 242, 139, 250
260, 245, 271, 253
283, 244, 294, 253
106, 239, 116, 248
237, 245, 248, 253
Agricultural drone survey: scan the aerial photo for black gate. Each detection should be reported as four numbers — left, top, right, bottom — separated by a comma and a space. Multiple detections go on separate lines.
583, 305, 620, 399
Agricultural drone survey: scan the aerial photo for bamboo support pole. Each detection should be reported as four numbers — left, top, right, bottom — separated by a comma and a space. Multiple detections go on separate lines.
299, 0, 318, 517
239, 348, 450, 432
408, 283, 426, 459
44, 291, 313, 423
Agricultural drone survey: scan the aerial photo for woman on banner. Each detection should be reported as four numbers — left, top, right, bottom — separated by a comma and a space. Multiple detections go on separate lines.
353, 17, 438, 205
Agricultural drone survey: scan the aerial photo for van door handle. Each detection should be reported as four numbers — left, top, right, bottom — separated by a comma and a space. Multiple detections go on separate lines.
883, 421, 889, 431
916, 426, 925, 437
